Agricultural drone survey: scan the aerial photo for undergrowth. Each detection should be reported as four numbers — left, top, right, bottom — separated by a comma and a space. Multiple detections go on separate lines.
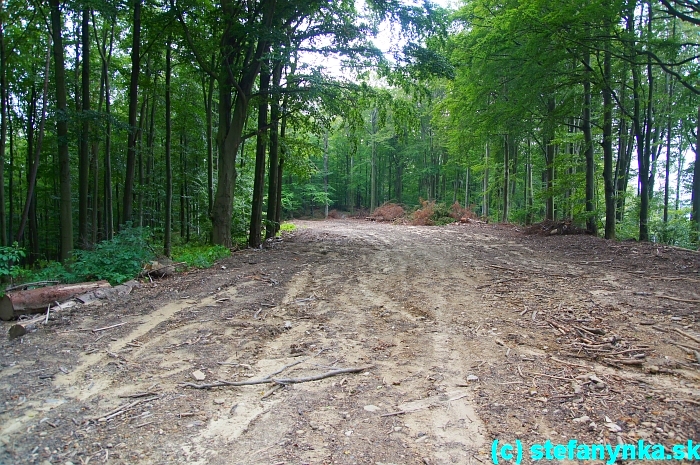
277, 222, 296, 236
172, 244, 230, 268
31, 227, 156, 285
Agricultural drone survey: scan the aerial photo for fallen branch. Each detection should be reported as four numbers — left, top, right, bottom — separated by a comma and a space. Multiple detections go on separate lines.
380, 391, 468, 417
4, 281, 59, 292
672, 328, 700, 345
271, 366, 374, 385
548, 320, 569, 335
88, 396, 158, 423
670, 342, 700, 353
573, 325, 606, 336
182, 365, 373, 389
650, 276, 700, 283
118, 391, 159, 399
476, 277, 528, 290
487, 264, 519, 273
526, 371, 574, 381
93, 322, 126, 333
655, 294, 700, 304
603, 358, 644, 366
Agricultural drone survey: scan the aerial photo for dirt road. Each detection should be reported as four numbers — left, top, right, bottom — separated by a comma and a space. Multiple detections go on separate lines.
1, 219, 699, 464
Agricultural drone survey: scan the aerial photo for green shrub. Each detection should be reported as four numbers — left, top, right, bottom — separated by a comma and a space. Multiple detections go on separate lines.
31, 227, 156, 285
0, 243, 26, 280
172, 244, 230, 268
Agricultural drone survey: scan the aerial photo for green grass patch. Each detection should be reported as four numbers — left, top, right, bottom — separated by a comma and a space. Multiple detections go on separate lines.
279, 222, 296, 233
172, 244, 231, 269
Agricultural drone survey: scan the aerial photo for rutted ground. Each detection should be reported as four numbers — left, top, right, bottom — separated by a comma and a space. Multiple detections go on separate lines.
1, 219, 698, 464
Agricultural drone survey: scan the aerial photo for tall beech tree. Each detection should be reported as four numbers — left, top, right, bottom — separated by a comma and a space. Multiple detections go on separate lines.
49, 0, 73, 260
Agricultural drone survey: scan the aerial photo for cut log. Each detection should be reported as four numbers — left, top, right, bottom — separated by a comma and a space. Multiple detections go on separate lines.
0, 280, 111, 321
8, 314, 46, 339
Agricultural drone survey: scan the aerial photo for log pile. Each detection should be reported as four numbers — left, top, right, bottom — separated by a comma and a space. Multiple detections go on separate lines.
0, 281, 111, 321
3, 280, 139, 339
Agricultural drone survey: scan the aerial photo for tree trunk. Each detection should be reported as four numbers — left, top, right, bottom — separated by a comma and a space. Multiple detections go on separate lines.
482, 141, 489, 218
324, 130, 329, 219
692, 105, 700, 239
0, 16, 7, 247
275, 98, 288, 231
370, 107, 378, 212
23, 84, 39, 260
79, 8, 91, 248
583, 48, 597, 235
211, 0, 276, 247
8, 107, 13, 243
91, 51, 105, 244
525, 138, 533, 225
49, 0, 73, 261
122, 0, 141, 226
544, 98, 556, 221
602, 40, 615, 239
502, 134, 509, 222
636, 3, 654, 242
249, 65, 270, 248
164, 40, 172, 257
94, 14, 115, 240
17, 45, 51, 245
662, 71, 675, 234
180, 134, 186, 238
265, 60, 282, 240
204, 55, 215, 219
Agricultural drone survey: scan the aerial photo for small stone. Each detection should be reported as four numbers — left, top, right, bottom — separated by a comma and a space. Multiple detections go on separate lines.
394, 426, 403, 432
213, 398, 225, 405
605, 422, 622, 433
363, 405, 380, 412
284, 321, 293, 330
573, 415, 591, 424
345, 430, 353, 436
186, 420, 205, 428
191, 370, 206, 381
466, 375, 479, 382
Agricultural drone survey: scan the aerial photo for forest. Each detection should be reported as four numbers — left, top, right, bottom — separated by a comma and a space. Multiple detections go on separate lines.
0, 0, 698, 273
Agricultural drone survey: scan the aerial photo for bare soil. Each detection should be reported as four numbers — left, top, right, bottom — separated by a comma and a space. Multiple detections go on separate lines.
1, 219, 699, 465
